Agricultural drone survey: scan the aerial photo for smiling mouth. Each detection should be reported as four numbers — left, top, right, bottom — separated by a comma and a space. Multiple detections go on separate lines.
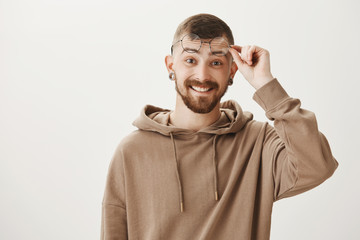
190, 85, 214, 92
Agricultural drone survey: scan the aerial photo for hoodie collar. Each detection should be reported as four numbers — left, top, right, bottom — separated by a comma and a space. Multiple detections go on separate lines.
132, 99, 253, 136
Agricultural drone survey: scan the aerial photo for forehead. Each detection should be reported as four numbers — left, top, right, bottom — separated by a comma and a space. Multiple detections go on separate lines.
173, 34, 230, 57
177, 32, 229, 42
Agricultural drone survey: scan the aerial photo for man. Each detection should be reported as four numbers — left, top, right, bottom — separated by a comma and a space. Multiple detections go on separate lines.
101, 13, 338, 240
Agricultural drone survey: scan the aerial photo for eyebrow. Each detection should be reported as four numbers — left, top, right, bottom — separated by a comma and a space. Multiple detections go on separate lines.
181, 49, 224, 57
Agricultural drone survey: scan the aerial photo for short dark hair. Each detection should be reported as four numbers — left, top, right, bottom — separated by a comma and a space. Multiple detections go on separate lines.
172, 13, 234, 46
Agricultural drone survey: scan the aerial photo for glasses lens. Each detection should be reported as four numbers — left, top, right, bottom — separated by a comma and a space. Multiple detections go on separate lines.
210, 37, 229, 56
181, 34, 201, 53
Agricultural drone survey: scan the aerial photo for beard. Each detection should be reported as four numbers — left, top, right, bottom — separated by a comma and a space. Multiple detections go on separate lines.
175, 78, 229, 114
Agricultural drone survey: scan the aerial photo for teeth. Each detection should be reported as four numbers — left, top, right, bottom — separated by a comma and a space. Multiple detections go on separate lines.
192, 86, 211, 92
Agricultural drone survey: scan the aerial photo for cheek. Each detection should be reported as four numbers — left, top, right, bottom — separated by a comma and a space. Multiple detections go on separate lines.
215, 69, 230, 80
174, 66, 192, 80
223, 67, 232, 80
173, 62, 186, 74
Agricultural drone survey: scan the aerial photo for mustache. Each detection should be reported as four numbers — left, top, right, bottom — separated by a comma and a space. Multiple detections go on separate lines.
184, 79, 219, 89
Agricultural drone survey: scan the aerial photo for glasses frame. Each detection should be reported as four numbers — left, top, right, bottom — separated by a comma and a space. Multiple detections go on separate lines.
171, 33, 230, 56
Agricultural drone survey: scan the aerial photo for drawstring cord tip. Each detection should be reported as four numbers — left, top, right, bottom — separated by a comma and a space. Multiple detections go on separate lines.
215, 191, 219, 201
180, 202, 184, 212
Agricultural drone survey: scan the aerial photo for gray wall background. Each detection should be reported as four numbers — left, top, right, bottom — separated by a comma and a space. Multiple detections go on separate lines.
1, 0, 358, 239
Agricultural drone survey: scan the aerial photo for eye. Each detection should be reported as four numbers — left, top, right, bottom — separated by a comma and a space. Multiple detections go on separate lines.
186, 58, 195, 64
212, 60, 222, 66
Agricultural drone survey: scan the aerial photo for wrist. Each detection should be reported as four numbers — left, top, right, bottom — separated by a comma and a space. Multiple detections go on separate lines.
253, 75, 274, 90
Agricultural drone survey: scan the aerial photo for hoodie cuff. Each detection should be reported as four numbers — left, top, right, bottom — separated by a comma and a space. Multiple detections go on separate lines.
252, 78, 290, 111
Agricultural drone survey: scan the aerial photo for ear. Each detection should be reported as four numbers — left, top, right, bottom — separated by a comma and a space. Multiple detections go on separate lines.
165, 55, 174, 73
230, 59, 238, 79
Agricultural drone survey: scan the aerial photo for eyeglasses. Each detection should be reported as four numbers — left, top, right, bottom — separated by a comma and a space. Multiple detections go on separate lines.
171, 33, 230, 56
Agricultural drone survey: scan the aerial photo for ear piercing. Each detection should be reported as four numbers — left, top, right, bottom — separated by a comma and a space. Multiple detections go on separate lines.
169, 71, 176, 81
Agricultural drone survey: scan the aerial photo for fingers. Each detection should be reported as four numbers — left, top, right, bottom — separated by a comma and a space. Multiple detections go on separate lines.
242, 45, 255, 65
230, 45, 242, 52
230, 45, 256, 65
229, 47, 245, 66
247, 45, 256, 65
230, 45, 254, 65
230, 45, 244, 61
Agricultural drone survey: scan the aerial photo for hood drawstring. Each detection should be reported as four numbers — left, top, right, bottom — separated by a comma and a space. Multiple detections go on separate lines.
170, 132, 220, 213
170, 132, 184, 212
212, 134, 219, 201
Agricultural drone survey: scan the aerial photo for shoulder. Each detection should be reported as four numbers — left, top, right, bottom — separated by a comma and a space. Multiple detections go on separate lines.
243, 119, 269, 134
232, 118, 270, 144
115, 130, 163, 155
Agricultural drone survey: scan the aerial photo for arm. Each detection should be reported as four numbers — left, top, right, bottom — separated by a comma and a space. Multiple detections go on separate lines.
253, 78, 338, 201
230, 45, 338, 201
101, 147, 128, 239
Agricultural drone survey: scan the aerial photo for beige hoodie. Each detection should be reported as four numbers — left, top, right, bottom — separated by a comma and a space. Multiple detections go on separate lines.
101, 78, 338, 240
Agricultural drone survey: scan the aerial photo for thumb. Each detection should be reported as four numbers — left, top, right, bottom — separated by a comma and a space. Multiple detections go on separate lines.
229, 47, 246, 68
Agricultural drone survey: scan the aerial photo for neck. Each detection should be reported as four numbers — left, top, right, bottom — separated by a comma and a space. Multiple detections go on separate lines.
169, 95, 221, 131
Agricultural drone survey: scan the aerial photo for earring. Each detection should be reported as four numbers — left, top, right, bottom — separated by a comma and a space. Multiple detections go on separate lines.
169, 71, 176, 81
228, 77, 233, 86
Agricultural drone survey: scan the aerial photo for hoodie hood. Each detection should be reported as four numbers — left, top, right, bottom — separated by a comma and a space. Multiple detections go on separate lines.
133, 99, 253, 136
132, 99, 253, 213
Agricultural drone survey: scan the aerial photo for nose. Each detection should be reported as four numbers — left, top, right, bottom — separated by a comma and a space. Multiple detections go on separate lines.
194, 59, 211, 83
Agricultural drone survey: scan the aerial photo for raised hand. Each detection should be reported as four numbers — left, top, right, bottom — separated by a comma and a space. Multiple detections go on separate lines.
229, 45, 274, 90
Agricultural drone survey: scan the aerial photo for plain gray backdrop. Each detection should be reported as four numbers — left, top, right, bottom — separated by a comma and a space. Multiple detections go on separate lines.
1, 0, 359, 239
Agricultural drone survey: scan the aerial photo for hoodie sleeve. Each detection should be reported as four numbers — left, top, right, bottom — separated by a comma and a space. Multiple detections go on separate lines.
252, 78, 338, 201
101, 146, 128, 239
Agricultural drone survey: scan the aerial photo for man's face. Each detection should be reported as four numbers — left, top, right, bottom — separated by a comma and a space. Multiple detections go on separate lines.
169, 34, 236, 114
